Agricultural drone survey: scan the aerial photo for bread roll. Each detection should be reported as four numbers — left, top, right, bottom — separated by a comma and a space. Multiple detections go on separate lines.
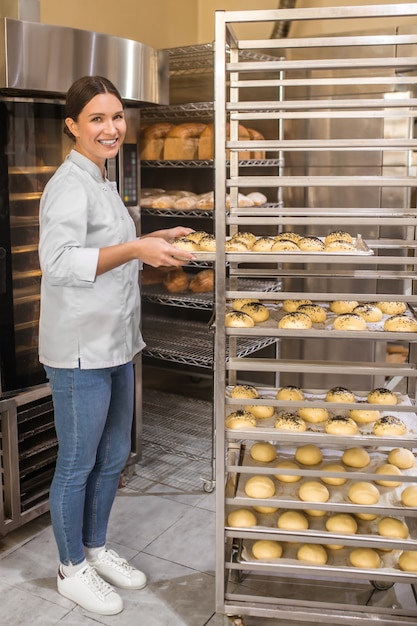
198, 234, 216, 252
374, 463, 402, 487
171, 237, 199, 252
298, 481, 330, 503
163, 268, 190, 293
252, 540, 282, 560
245, 192, 267, 206
186, 230, 209, 244
274, 460, 302, 483
277, 510, 309, 530
348, 482, 380, 505
368, 388, 398, 405
296, 304, 327, 323
297, 544, 328, 565
333, 313, 367, 331
151, 194, 178, 209
378, 517, 409, 539
244, 475, 276, 499
198, 123, 251, 161
241, 302, 270, 323
140, 122, 174, 160
188, 269, 214, 293
141, 266, 167, 285
230, 231, 257, 247
274, 231, 302, 244
320, 463, 347, 486
325, 386, 355, 403
295, 444, 323, 466
227, 508, 257, 527
387, 447, 415, 469
163, 122, 207, 160
342, 447, 370, 468
384, 315, 417, 332
226, 239, 251, 252
173, 195, 198, 210
373, 415, 407, 437
230, 384, 258, 399
329, 300, 359, 314
298, 406, 329, 424
398, 551, 417, 572
250, 442, 277, 463
244, 404, 275, 419
276, 385, 305, 401
225, 410, 257, 429
298, 237, 325, 252
325, 240, 356, 252
196, 191, 214, 210
401, 485, 417, 506
353, 304, 383, 323
283, 299, 312, 313
324, 415, 358, 435
271, 239, 300, 252
349, 407, 380, 424
252, 236, 275, 252
278, 312, 313, 329
376, 301, 407, 315
225, 311, 255, 328
324, 230, 354, 245
232, 297, 260, 311
349, 548, 380, 569
274, 412, 306, 432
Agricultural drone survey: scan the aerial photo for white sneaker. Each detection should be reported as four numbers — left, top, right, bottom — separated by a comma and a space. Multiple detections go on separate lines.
57, 563, 123, 615
88, 548, 147, 590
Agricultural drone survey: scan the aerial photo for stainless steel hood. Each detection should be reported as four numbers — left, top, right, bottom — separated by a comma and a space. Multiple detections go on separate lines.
0, 18, 168, 104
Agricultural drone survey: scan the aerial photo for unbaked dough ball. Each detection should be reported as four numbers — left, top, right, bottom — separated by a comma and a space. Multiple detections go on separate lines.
333, 313, 367, 331
388, 447, 415, 470
348, 481, 380, 505
326, 513, 358, 534
384, 315, 417, 332
353, 303, 383, 323
278, 312, 313, 329
277, 510, 309, 530
374, 463, 402, 487
274, 412, 307, 432
295, 444, 323, 466
398, 551, 417, 572
377, 517, 409, 539
241, 302, 270, 323
367, 388, 397, 405
354, 512, 378, 522
342, 447, 370, 468
298, 481, 330, 503
324, 415, 358, 436
401, 485, 417, 507
325, 386, 355, 403
244, 475, 276, 499
320, 463, 347, 486
373, 415, 407, 437
252, 540, 283, 560
349, 548, 380, 569
282, 299, 312, 313
274, 460, 302, 483
376, 301, 407, 315
276, 385, 305, 401
296, 303, 327, 323
225, 311, 255, 328
298, 406, 329, 424
329, 300, 359, 314
227, 508, 257, 527
250, 442, 277, 463
244, 404, 275, 419
232, 298, 260, 312
297, 544, 328, 565
253, 505, 279, 514
349, 407, 380, 424
225, 410, 257, 429
230, 384, 259, 399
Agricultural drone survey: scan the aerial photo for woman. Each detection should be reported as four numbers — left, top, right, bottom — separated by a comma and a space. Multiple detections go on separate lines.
38, 75, 194, 616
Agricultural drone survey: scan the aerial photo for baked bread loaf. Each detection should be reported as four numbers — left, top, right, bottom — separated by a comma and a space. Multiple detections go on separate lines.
196, 191, 214, 210
141, 266, 168, 285
276, 385, 304, 401
246, 191, 267, 206
295, 444, 323, 466
189, 269, 214, 293
325, 386, 355, 403
278, 312, 313, 329
140, 122, 174, 160
274, 460, 302, 483
247, 127, 266, 159
274, 412, 306, 432
225, 311, 255, 327
163, 269, 190, 293
324, 415, 358, 435
333, 313, 367, 331
198, 122, 251, 160
384, 314, 417, 332
163, 122, 207, 160
329, 300, 359, 314
173, 195, 198, 210
150, 194, 178, 209
387, 447, 415, 469
225, 410, 257, 429
373, 415, 407, 436
367, 388, 397, 405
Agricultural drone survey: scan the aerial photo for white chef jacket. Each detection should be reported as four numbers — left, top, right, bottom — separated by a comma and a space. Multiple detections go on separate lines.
38, 149, 145, 369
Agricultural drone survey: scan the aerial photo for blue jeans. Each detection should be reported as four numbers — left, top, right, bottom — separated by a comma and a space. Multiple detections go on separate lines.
45, 363, 134, 565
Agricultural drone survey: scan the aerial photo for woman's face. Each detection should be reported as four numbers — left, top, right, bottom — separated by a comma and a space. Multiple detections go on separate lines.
65, 92, 126, 171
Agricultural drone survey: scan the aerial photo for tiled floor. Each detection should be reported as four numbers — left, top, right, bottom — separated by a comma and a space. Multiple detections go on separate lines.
1, 377, 416, 625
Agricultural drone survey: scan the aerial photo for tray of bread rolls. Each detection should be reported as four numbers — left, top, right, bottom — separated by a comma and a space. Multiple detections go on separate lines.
224, 384, 417, 441
224, 298, 417, 335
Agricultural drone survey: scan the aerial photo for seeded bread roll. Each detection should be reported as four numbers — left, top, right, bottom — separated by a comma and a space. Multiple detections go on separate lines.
241, 302, 270, 323
230, 384, 259, 399
295, 444, 323, 466
277, 510, 309, 530
378, 517, 409, 539
186, 230, 209, 244
271, 239, 300, 252
348, 482, 380, 505
373, 415, 407, 436
349, 407, 380, 424
325, 240, 355, 252
244, 404, 275, 419
297, 544, 328, 565
325, 415, 358, 435
227, 508, 257, 528
296, 303, 327, 323
252, 236, 275, 252
198, 234, 216, 252
171, 237, 199, 252
329, 300, 359, 314
279, 312, 313, 329
376, 301, 407, 315
374, 463, 402, 487
252, 540, 282, 560
298, 236, 325, 251
274, 231, 302, 244
320, 463, 347, 486
225, 410, 257, 429
225, 239, 251, 252
342, 447, 370, 468
230, 231, 257, 247
274, 460, 302, 483
398, 551, 417, 572
367, 388, 397, 405
250, 442, 277, 463
244, 475, 276, 499
232, 297, 260, 311
325, 387, 355, 403
324, 230, 354, 245
333, 313, 367, 331
401, 485, 417, 506
387, 447, 415, 469
274, 412, 306, 432
283, 299, 312, 313
298, 406, 329, 424
353, 304, 383, 323
384, 315, 417, 332
276, 385, 305, 401
349, 548, 380, 569
225, 311, 255, 328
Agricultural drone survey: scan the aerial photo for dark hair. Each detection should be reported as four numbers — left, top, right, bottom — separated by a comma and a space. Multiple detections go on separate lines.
64, 75, 123, 140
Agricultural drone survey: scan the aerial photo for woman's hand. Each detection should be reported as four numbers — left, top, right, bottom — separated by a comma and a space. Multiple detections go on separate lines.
144, 226, 195, 243
135, 236, 195, 268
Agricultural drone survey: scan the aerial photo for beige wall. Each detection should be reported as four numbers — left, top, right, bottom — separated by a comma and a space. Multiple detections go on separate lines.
39, 0, 417, 49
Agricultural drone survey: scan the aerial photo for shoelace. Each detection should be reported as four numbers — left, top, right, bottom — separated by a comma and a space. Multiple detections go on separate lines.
99, 549, 134, 576
78, 565, 115, 599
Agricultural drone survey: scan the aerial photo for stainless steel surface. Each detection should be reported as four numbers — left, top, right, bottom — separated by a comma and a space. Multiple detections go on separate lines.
0, 18, 168, 104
